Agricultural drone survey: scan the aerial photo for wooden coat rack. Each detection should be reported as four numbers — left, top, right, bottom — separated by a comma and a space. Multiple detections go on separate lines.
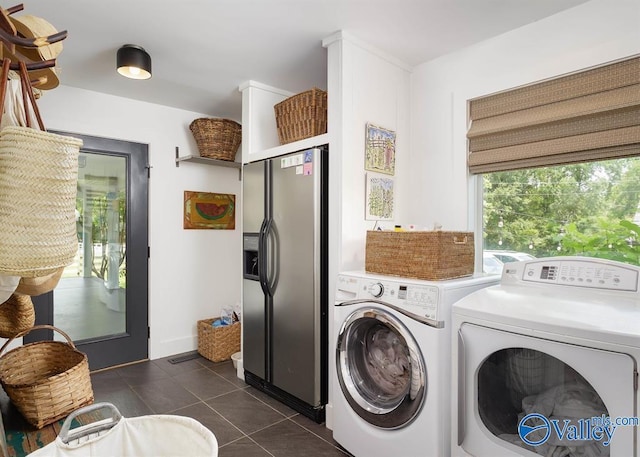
0, 3, 67, 89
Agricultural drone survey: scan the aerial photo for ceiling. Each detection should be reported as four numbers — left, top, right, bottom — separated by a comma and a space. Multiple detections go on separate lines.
19, 0, 590, 120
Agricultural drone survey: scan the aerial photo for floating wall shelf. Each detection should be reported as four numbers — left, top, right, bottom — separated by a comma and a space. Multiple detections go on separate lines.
175, 147, 242, 180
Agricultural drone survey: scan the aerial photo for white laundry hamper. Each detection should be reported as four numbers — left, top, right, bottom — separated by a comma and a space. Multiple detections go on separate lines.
28, 403, 218, 457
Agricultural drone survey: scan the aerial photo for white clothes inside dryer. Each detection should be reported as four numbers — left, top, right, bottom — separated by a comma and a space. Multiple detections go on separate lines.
478, 348, 610, 457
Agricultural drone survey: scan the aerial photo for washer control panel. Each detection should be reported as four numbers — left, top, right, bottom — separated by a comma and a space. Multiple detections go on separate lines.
368, 282, 384, 298
506, 258, 639, 292
364, 280, 439, 321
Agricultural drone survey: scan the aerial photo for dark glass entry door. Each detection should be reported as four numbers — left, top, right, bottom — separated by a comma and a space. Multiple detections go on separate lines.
29, 132, 149, 370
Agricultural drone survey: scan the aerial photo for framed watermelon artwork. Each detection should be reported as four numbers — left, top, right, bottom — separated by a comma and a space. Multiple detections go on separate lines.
184, 191, 235, 229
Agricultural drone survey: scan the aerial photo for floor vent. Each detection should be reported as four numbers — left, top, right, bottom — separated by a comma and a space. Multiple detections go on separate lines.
167, 351, 200, 364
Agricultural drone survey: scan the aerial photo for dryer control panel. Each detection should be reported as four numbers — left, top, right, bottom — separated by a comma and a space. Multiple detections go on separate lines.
504, 257, 639, 292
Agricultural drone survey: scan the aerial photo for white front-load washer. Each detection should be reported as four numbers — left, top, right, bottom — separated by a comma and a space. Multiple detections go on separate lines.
333, 271, 499, 457
451, 256, 640, 457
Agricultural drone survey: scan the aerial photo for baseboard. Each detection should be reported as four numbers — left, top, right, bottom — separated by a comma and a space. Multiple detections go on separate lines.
236, 358, 245, 381
325, 403, 334, 430
149, 335, 196, 360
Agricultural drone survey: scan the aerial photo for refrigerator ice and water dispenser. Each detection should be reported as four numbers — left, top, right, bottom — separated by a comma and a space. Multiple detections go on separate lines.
243, 234, 259, 280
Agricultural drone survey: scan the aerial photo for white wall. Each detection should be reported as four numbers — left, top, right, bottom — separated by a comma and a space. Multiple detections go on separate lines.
410, 0, 640, 231
37, 86, 242, 360
324, 32, 412, 273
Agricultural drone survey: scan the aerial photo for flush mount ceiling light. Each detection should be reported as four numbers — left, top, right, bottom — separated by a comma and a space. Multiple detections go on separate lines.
116, 44, 152, 80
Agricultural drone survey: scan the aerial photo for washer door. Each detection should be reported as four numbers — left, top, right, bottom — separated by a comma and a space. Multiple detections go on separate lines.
336, 306, 426, 429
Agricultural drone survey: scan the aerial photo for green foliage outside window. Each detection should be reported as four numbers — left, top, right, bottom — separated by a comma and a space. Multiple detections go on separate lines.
483, 158, 640, 265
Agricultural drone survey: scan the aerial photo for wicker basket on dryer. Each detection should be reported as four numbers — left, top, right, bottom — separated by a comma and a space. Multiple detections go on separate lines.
365, 230, 475, 280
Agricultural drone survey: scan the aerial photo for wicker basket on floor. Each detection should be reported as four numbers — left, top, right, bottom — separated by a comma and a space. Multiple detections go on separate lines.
0, 325, 94, 429
274, 88, 327, 145
197, 318, 241, 362
189, 118, 242, 161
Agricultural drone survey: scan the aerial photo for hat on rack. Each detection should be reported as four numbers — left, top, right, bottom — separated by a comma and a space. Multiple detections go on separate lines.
6, 14, 62, 90
15, 266, 64, 296
0, 44, 59, 90
10, 15, 63, 61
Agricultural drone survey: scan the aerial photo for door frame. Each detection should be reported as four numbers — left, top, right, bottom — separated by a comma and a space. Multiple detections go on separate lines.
29, 131, 149, 371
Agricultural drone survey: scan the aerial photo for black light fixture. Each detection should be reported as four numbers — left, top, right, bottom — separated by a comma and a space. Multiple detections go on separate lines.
116, 44, 152, 80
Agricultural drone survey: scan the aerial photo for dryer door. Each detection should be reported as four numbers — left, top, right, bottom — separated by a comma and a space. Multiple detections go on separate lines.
458, 323, 635, 457
336, 306, 426, 429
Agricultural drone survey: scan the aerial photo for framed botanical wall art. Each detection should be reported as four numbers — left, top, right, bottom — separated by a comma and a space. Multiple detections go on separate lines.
184, 191, 235, 229
365, 172, 394, 221
365, 123, 396, 175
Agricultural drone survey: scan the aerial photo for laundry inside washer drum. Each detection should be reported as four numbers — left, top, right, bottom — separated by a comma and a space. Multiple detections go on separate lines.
359, 322, 411, 402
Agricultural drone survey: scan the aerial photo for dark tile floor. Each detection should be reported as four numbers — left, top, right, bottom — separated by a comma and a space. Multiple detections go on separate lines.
4, 353, 350, 456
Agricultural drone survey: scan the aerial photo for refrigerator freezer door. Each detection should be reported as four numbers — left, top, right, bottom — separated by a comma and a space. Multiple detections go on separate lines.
269, 149, 322, 406
242, 161, 265, 233
242, 278, 266, 378
242, 161, 266, 379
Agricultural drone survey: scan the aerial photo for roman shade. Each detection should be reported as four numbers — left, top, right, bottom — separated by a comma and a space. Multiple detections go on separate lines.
467, 56, 640, 174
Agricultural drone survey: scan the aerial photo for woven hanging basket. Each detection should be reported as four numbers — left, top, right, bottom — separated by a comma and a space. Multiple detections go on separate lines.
0, 293, 35, 338
0, 126, 82, 277
189, 118, 241, 161
0, 325, 94, 429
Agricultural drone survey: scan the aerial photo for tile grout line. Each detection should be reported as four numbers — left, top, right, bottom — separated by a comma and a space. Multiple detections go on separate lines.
244, 434, 277, 457
243, 388, 300, 419
168, 370, 242, 403
244, 417, 347, 456
292, 419, 344, 450
110, 370, 255, 449
116, 361, 230, 415
107, 366, 162, 415
186, 400, 249, 448
98, 358, 339, 455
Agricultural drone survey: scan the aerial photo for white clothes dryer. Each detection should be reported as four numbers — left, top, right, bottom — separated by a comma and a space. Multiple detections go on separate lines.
451, 256, 640, 457
333, 271, 499, 457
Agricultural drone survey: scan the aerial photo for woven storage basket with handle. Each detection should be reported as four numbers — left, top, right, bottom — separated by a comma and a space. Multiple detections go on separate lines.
365, 230, 475, 280
189, 118, 241, 161
0, 325, 94, 429
274, 87, 327, 145
197, 318, 241, 362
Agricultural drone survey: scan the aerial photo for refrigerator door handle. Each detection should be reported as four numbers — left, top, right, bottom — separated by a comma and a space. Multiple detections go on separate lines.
258, 218, 271, 297
265, 218, 279, 295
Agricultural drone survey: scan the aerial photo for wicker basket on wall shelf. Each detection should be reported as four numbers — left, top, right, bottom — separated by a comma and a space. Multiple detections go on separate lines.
189, 118, 242, 161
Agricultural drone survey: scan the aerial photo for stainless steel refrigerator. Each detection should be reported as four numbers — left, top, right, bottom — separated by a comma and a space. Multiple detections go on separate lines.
242, 145, 328, 423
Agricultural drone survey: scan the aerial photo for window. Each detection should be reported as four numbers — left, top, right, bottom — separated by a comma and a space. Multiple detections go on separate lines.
482, 157, 640, 270
468, 56, 640, 272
